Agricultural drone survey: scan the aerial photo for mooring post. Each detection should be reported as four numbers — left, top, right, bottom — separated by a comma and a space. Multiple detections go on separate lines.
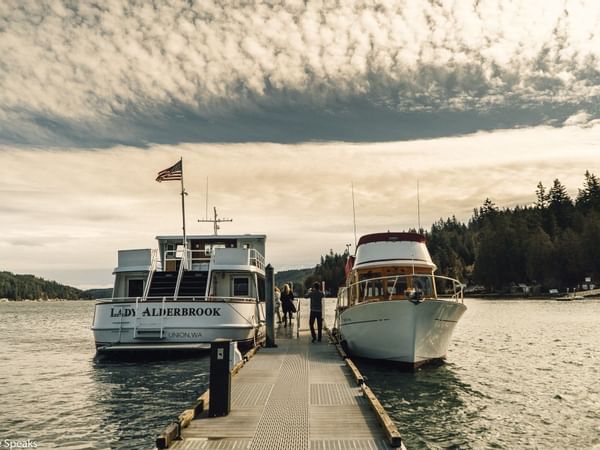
265, 264, 277, 348
209, 339, 231, 417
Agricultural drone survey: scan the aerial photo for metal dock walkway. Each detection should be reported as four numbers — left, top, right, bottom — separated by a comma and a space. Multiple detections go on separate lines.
166, 320, 404, 450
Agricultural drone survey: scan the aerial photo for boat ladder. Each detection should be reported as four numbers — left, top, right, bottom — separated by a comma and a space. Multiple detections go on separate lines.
133, 296, 167, 339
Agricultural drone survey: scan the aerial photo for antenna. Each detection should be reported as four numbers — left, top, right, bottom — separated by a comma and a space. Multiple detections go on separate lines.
198, 206, 233, 235
417, 179, 421, 232
351, 182, 357, 247
205, 177, 209, 220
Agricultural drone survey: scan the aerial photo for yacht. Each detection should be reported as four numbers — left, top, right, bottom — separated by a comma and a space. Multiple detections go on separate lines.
92, 234, 266, 353
335, 232, 466, 368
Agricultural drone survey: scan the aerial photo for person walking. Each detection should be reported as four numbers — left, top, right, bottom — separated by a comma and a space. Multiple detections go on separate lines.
280, 284, 296, 327
307, 282, 325, 343
274, 286, 282, 324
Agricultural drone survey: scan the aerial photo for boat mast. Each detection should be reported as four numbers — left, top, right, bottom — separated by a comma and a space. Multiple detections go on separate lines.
198, 207, 233, 235
417, 179, 421, 233
180, 157, 187, 248
352, 182, 357, 247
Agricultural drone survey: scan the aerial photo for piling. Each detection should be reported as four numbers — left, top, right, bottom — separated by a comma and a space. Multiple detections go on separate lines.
265, 264, 276, 348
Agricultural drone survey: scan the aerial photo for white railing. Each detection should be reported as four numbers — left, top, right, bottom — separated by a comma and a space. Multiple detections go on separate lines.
101, 296, 259, 303
141, 249, 159, 301
133, 296, 166, 338
248, 249, 265, 270
163, 248, 193, 271
337, 273, 464, 308
173, 248, 189, 301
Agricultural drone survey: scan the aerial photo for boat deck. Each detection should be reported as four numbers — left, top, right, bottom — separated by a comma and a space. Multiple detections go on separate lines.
168, 318, 403, 450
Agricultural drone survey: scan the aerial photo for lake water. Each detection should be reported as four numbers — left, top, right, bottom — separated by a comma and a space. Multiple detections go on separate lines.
0, 299, 599, 449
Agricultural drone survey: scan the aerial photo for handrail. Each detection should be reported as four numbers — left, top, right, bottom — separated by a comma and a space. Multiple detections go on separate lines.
160, 296, 166, 338
133, 296, 140, 338
173, 248, 189, 301
341, 273, 464, 304
248, 249, 265, 270
142, 249, 159, 301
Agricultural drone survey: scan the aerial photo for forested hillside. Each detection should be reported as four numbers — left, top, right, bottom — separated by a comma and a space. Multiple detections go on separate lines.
0, 271, 84, 300
304, 172, 600, 294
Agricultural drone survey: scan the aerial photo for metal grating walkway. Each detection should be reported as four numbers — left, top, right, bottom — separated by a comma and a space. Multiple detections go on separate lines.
170, 317, 396, 450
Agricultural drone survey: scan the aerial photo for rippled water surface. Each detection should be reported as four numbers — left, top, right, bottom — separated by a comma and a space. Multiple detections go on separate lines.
1, 299, 599, 449
357, 298, 600, 450
0, 301, 209, 450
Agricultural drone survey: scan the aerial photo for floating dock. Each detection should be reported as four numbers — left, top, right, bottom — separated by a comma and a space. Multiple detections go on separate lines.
158, 315, 406, 450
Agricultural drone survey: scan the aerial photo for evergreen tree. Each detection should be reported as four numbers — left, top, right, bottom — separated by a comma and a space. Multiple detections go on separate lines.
576, 170, 600, 212
548, 178, 574, 229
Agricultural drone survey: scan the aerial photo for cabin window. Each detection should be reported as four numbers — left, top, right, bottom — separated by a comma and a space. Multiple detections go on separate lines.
386, 277, 407, 296
205, 243, 226, 254
413, 275, 434, 297
358, 272, 383, 299
233, 277, 250, 296
257, 276, 265, 301
128, 279, 144, 297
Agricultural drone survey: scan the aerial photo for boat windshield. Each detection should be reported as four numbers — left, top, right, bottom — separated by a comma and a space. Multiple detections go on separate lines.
355, 273, 435, 302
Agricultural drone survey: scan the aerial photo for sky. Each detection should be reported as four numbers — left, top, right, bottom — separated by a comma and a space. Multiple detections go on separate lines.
2, 0, 600, 289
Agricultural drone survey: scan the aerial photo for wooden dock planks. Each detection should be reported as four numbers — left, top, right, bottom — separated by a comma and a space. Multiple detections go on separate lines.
166, 319, 405, 450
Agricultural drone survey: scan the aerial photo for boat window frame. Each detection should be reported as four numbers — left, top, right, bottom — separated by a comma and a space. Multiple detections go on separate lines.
232, 276, 251, 297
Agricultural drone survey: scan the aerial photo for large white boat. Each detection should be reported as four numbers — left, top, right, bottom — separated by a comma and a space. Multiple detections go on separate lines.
92, 234, 267, 354
335, 232, 466, 368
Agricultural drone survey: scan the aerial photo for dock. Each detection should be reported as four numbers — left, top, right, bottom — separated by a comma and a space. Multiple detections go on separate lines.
158, 311, 406, 450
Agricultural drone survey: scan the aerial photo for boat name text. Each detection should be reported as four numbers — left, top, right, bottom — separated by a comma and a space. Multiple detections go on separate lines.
109, 307, 222, 318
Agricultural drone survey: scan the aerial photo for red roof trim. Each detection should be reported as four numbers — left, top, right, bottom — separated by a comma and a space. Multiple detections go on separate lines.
357, 232, 426, 247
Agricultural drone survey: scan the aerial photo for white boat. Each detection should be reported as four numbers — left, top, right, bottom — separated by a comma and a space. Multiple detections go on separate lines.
92, 234, 267, 354
335, 232, 466, 368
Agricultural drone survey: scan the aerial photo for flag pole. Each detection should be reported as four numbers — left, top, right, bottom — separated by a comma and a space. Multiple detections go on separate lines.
180, 157, 187, 249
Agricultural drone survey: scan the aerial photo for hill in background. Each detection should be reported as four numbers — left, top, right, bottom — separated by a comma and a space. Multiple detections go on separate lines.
0, 271, 114, 301
275, 268, 313, 294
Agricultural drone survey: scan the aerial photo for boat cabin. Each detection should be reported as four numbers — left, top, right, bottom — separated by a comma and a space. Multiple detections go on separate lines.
111, 234, 266, 301
345, 232, 439, 304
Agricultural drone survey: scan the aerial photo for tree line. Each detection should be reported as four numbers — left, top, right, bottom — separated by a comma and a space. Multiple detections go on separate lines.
303, 171, 600, 295
0, 271, 111, 300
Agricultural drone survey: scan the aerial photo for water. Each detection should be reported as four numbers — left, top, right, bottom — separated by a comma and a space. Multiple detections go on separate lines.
356, 299, 600, 450
1, 299, 599, 449
0, 301, 209, 450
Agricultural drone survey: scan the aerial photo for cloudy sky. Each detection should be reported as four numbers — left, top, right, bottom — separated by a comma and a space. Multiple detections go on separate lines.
2, 0, 600, 288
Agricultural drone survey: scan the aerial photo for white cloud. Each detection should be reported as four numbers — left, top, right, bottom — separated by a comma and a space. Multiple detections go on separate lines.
3, 0, 600, 140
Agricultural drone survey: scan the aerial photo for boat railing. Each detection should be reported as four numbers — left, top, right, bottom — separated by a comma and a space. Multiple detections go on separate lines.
102, 296, 259, 303
338, 273, 464, 306
173, 247, 189, 300
163, 248, 193, 271
248, 249, 265, 270
142, 249, 159, 301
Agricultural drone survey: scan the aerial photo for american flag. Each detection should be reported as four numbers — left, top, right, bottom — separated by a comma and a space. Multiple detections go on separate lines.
156, 160, 183, 182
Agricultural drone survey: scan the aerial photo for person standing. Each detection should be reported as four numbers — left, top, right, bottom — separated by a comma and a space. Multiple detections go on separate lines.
307, 282, 325, 343
274, 286, 282, 324
280, 284, 296, 327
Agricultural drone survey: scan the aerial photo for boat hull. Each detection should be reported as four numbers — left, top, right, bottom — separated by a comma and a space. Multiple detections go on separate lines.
338, 299, 466, 366
92, 300, 264, 353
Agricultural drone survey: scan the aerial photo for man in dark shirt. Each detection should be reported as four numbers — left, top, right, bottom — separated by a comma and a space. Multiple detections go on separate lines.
307, 282, 325, 343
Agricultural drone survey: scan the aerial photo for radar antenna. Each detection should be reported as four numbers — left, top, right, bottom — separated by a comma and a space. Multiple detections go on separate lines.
197, 206, 232, 235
